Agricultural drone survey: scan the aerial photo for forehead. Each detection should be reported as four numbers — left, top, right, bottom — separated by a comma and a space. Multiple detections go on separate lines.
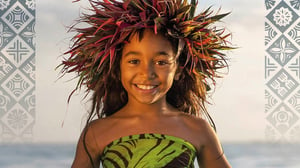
122, 29, 175, 57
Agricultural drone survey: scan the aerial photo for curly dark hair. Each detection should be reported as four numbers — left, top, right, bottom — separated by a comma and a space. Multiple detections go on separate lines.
61, 0, 233, 166
60, 0, 232, 124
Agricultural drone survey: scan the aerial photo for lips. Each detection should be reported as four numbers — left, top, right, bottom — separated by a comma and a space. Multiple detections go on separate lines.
134, 84, 159, 91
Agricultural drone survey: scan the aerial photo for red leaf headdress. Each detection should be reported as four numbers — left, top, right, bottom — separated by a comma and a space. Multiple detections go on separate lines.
59, 0, 233, 99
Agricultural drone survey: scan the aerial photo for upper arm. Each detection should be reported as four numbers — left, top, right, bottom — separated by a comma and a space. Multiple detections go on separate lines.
71, 124, 101, 168
196, 120, 231, 168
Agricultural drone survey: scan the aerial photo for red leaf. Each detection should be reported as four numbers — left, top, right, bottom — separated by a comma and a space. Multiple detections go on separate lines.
93, 18, 115, 35
95, 34, 114, 44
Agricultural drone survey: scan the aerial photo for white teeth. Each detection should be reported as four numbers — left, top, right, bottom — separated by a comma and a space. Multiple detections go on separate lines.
136, 84, 156, 90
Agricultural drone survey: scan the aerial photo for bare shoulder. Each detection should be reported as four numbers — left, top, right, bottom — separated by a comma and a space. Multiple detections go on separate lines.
163, 113, 211, 149
87, 117, 122, 153
71, 116, 124, 168
178, 114, 231, 168
179, 113, 215, 137
71, 119, 102, 168
180, 113, 211, 126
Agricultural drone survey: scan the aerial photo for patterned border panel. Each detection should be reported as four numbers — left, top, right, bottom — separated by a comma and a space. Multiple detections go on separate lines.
265, 0, 300, 142
0, 0, 35, 142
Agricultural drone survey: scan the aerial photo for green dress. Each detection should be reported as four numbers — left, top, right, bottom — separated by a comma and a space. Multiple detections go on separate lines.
101, 133, 196, 168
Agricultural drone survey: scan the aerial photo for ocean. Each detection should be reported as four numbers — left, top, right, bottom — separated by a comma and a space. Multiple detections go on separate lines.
0, 143, 299, 168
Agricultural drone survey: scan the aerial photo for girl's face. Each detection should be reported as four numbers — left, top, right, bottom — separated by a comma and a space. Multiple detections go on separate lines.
120, 29, 178, 105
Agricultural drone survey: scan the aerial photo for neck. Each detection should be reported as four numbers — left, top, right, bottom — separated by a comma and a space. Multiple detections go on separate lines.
121, 98, 174, 117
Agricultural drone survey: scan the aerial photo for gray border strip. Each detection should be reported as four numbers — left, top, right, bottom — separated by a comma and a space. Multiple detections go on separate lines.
265, 0, 300, 142
0, 0, 36, 142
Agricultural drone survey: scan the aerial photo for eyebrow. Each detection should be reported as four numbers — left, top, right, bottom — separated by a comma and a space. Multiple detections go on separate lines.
123, 51, 141, 57
123, 51, 172, 58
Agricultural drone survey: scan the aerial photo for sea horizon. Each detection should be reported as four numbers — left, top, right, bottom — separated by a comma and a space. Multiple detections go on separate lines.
1, 142, 300, 168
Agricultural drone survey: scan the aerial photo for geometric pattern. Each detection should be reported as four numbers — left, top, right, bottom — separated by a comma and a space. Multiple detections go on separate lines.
288, 22, 300, 44
266, 1, 298, 33
266, 69, 298, 99
288, 89, 300, 112
265, 0, 300, 142
265, 56, 279, 78
1, 1, 34, 34
0, 0, 35, 142
288, 56, 300, 78
265, 90, 279, 113
266, 35, 298, 66
265, 22, 279, 46
1, 70, 34, 101
2, 36, 34, 67
266, 103, 299, 134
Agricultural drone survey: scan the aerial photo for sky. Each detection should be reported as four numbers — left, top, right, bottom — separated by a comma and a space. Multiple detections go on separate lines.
35, 0, 265, 143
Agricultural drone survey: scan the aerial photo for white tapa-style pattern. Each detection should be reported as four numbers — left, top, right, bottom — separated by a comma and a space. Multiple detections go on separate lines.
265, 0, 300, 142
0, 0, 35, 142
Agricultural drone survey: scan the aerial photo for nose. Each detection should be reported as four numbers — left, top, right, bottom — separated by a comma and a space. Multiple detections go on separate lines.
140, 61, 157, 79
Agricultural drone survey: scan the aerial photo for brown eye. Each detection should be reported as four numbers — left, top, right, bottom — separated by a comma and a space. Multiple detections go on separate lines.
128, 59, 140, 64
156, 61, 168, 65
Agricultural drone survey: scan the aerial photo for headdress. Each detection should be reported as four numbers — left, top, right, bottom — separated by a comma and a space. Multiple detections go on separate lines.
59, 0, 233, 99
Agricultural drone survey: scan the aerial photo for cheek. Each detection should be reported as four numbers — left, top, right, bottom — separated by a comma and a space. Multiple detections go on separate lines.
163, 68, 177, 84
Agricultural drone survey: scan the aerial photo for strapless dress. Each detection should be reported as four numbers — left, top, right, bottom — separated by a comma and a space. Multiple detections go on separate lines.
101, 133, 196, 168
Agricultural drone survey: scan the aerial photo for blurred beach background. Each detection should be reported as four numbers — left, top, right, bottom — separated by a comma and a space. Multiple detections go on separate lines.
0, 0, 300, 167
1, 143, 300, 167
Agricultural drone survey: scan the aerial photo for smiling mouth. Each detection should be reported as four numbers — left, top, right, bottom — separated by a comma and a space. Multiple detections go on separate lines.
135, 84, 158, 90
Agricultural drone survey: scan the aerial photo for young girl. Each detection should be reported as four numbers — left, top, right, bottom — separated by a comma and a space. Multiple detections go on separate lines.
60, 0, 233, 167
